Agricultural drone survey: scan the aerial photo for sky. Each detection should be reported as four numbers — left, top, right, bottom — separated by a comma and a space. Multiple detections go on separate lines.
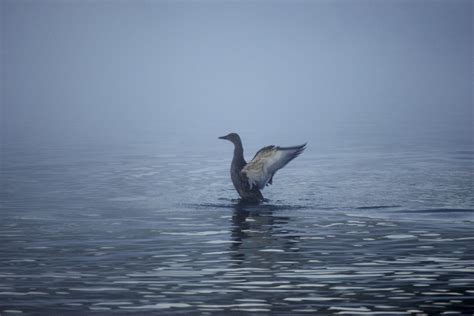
1, 0, 472, 147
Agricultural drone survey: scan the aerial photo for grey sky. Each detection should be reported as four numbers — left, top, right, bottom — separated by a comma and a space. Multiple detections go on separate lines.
1, 0, 472, 146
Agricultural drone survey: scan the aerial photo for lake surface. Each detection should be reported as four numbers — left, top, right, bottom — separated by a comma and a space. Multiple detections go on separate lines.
1, 137, 473, 315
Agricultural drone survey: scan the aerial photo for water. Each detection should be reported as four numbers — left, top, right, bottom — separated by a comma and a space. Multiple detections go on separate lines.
1, 137, 473, 315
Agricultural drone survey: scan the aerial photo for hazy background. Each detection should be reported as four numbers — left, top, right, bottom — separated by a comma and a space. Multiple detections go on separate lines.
1, 0, 472, 148
1, 3, 473, 314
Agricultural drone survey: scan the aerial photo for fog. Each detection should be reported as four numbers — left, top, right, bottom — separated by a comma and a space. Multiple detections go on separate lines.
1, 0, 472, 148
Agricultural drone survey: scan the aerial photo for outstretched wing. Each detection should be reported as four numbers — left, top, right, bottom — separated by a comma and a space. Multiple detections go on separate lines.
241, 143, 306, 190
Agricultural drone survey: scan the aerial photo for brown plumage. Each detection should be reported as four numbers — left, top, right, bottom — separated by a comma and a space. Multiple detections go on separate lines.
219, 133, 306, 202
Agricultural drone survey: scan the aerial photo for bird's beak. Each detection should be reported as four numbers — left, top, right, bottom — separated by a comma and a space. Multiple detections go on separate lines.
218, 135, 227, 140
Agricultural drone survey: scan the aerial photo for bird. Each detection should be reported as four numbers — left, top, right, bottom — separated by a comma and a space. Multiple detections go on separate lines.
219, 133, 306, 202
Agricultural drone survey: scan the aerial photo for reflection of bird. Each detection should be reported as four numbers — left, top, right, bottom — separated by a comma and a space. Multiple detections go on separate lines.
219, 133, 306, 202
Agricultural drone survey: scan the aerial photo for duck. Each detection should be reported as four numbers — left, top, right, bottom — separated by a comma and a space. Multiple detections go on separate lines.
219, 133, 306, 202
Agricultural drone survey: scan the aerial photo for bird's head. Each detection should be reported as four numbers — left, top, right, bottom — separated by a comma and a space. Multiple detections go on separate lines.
218, 132, 241, 145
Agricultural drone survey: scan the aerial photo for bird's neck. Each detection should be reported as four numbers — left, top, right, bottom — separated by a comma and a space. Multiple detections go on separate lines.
232, 141, 246, 167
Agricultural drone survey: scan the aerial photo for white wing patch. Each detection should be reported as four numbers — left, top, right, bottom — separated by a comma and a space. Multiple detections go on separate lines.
241, 144, 306, 190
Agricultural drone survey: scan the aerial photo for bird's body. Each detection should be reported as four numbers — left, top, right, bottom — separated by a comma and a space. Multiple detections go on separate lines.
219, 133, 306, 202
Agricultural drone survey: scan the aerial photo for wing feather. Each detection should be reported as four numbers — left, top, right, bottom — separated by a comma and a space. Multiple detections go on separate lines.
241, 143, 306, 190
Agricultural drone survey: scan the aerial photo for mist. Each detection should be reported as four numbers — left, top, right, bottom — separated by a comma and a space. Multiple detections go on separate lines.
1, 2, 473, 313
1, 0, 472, 148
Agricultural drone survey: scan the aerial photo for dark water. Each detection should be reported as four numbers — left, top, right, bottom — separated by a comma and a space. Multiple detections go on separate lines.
1, 138, 473, 315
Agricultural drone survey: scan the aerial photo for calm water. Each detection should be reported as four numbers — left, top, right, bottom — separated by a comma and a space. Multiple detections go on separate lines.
1, 138, 473, 315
